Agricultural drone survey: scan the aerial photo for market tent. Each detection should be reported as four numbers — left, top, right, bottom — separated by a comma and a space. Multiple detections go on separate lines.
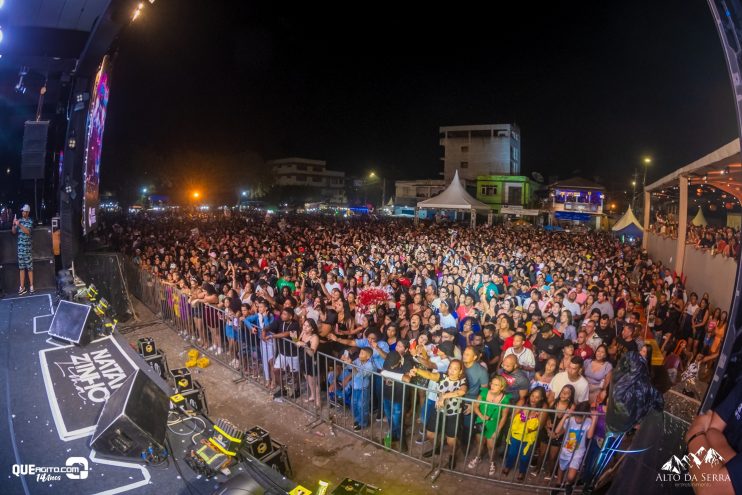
612, 206, 644, 238
416, 170, 491, 227
691, 207, 708, 227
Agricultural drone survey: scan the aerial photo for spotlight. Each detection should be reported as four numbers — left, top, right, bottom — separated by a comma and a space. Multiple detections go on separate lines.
0, 26, 3, 44
68, 137, 76, 149
132, 2, 144, 20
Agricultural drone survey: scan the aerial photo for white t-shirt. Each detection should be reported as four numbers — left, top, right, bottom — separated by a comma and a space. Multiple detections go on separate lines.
503, 346, 536, 371
560, 416, 592, 463
325, 281, 341, 294
550, 372, 590, 403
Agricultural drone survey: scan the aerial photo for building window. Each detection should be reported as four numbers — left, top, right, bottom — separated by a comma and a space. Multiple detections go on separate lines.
297, 164, 307, 171
461, 145, 469, 152
460, 161, 469, 169
507, 186, 522, 205
480, 185, 497, 196
296, 175, 306, 182
313, 177, 322, 182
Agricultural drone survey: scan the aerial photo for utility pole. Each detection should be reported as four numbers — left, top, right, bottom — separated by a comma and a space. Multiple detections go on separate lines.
631, 169, 639, 211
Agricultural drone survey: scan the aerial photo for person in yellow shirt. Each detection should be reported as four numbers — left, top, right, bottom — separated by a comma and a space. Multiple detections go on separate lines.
502, 386, 548, 480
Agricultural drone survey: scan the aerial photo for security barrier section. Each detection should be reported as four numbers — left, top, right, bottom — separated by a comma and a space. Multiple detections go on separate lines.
125, 261, 665, 492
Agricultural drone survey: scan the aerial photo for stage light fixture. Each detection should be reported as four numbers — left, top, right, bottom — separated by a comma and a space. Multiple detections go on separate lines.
0, 26, 4, 44
68, 137, 76, 149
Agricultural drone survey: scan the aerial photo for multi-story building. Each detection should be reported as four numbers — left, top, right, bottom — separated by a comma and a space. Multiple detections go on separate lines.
475, 175, 538, 213
393, 179, 447, 206
548, 177, 605, 229
269, 158, 347, 204
440, 124, 521, 186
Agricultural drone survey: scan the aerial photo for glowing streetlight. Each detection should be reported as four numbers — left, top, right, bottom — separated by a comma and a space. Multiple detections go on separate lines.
142, 187, 148, 194
193, 191, 200, 199
369, 171, 377, 179
241, 191, 247, 197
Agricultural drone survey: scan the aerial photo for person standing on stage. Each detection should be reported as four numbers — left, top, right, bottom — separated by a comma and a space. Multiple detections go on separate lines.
12, 204, 34, 295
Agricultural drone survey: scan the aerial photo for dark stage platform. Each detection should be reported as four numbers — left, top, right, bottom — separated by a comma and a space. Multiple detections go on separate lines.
0, 292, 298, 495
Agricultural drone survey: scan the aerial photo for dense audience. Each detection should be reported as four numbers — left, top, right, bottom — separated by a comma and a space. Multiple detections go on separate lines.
100, 211, 725, 488
651, 216, 740, 259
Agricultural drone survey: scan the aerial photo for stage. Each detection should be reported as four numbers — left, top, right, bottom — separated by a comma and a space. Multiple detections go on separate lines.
0, 292, 297, 495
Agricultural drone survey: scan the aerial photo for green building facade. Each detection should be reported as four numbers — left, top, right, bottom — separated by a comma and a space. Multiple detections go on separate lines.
475, 175, 537, 212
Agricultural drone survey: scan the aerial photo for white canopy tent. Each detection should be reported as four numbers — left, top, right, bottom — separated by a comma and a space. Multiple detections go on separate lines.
416, 170, 492, 227
612, 206, 644, 232
691, 207, 709, 227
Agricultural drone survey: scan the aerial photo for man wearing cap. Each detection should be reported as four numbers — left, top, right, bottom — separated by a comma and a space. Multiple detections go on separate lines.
12, 204, 34, 295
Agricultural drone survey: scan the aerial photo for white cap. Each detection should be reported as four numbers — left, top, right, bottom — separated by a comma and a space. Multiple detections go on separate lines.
21, 204, 30, 212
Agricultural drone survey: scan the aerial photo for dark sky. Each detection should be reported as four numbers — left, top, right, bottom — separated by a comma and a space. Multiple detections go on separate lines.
93, 1, 739, 196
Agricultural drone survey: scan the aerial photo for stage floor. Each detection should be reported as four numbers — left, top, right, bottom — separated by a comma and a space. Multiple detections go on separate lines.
0, 292, 240, 495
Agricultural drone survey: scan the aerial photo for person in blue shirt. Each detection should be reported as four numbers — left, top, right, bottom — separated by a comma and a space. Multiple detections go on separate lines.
330, 330, 390, 370
340, 347, 375, 430
243, 301, 276, 386
330, 330, 390, 418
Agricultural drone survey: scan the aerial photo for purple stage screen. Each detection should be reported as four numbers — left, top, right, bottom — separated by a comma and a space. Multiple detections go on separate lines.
83, 56, 111, 235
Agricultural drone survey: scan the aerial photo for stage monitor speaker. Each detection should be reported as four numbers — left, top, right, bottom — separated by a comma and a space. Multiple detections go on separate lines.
21, 120, 49, 180
48, 300, 92, 345
91, 369, 169, 458
212, 473, 265, 495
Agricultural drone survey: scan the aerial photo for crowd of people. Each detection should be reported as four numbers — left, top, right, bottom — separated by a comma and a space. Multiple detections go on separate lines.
100, 211, 725, 490
651, 215, 740, 259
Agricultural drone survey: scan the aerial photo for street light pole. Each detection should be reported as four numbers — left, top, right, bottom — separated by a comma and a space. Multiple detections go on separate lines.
642, 157, 651, 214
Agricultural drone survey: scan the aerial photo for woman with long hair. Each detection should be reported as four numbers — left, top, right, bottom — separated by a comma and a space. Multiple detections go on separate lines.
408, 313, 424, 341
689, 297, 710, 357
583, 345, 612, 404
296, 318, 320, 408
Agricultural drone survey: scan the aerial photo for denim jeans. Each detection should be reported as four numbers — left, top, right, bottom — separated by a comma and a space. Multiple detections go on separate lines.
352, 387, 371, 427
372, 375, 383, 412
383, 398, 404, 440
504, 438, 531, 474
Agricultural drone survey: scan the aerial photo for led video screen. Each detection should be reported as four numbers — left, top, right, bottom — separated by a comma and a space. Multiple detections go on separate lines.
83, 56, 111, 235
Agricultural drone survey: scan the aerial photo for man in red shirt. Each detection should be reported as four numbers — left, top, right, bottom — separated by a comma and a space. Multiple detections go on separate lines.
575, 329, 594, 360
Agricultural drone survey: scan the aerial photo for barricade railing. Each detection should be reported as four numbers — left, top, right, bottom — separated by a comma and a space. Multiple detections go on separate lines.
123, 260, 622, 491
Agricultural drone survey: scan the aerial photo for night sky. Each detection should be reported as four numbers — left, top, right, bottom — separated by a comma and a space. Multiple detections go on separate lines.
4, 1, 741, 204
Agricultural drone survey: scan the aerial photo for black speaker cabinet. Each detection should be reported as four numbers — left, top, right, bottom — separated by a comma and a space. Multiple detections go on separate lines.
170, 367, 193, 392
137, 337, 158, 357
242, 426, 272, 459
48, 300, 92, 345
180, 380, 208, 415
144, 352, 169, 381
330, 478, 381, 495
258, 441, 291, 477
90, 370, 169, 458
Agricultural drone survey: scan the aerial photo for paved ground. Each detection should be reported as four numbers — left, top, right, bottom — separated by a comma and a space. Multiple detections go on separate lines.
121, 299, 532, 495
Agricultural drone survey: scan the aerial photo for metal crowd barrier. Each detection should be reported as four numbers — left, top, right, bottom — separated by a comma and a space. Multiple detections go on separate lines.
123, 261, 622, 491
